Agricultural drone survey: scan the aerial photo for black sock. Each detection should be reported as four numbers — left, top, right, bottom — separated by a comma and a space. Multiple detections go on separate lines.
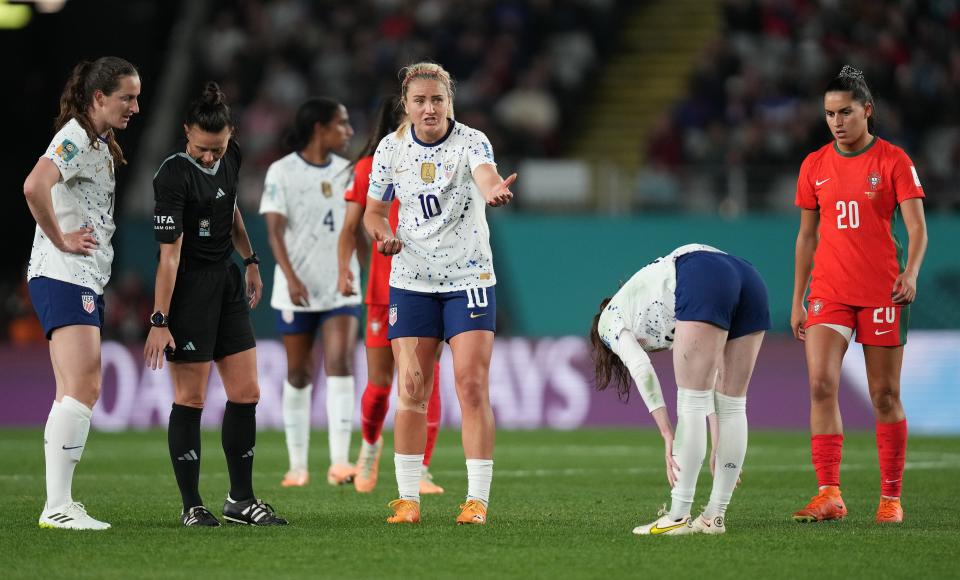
168, 403, 204, 511
222, 401, 257, 501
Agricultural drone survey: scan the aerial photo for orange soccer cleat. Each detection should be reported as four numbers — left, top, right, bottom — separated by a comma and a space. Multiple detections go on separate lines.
386, 499, 421, 524
793, 486, 848, 523
876, 498, 903, 523
456, 499, 487, 525
281, 469, 309, 487
327, 463, 357, 486
353, 438, 384, 493
419, 468, 445, 495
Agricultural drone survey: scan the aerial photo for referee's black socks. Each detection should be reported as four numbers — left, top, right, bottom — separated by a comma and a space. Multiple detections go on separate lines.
222, 401, 257, 502
169, 403, 204, 511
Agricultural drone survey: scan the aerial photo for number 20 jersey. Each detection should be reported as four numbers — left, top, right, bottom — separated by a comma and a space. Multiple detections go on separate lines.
795, 137, 924, 306
368, 121, 497, 293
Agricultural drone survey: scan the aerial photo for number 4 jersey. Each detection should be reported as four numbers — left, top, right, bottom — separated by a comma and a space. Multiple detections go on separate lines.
259, 152, 360, 312
368, 121, 497, 293
795, 137, 925, 306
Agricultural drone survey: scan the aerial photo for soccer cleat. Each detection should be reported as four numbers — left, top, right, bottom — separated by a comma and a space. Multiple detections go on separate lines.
327, 463, 357, 486
281, 469, 309, 488
386, 499, 421, 524
39, 502, 111, 530
181, 505, 221, 527
222, 497, 288, 526
689, 513, 726, 535
419, 468, 445, 495
876, 498, 903, 523
793, 486, 848, 523
632, 509, 692, 536
456, 499, 487, 525
353, 438, 383, 493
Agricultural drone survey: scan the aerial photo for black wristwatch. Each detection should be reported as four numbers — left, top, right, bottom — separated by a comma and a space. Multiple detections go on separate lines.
149, 311, 169, 328
243, 252, 260, 266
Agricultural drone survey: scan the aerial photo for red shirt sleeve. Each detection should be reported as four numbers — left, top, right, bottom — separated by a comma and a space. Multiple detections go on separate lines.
344, 156, 373, 206
795, 153, 818, 210
890, 148, 925, 203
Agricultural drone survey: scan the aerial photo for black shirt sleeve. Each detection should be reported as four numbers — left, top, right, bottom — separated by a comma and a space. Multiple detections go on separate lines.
153, 162, 186, 243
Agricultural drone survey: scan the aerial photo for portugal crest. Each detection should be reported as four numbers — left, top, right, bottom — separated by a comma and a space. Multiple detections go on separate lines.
867, 171, 881, 190
81, 294, 96, 314
811, 299, 823, 316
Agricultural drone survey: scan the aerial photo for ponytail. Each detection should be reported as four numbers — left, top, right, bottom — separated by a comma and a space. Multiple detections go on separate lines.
185, 82, 232, 133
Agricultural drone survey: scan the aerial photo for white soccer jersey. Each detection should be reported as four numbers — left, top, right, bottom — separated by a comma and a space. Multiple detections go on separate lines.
367, 121, 497, 292
259, 152, 361, 312
598, 244, 723, 411
27, 118, 116, 295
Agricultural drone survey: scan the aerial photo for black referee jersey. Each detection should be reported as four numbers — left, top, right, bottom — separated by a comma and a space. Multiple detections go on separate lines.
153, 139, 242, 264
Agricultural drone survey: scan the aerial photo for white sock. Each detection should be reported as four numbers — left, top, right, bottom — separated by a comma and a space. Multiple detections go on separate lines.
705, 393, 748, 519
282, 381, 312, 471
326, 376, 355, 465
668, 387, 711, 519
43, 400, 60, 447
466, 458, 494, 506
44, 396, 92, 509
395, 453, 424, 502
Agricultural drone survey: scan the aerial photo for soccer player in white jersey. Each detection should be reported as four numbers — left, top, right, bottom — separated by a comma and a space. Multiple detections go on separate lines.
23, 57, 141, 530
260, 97, 362, 487
363, 62, 516, 525
589, 245, 770, 535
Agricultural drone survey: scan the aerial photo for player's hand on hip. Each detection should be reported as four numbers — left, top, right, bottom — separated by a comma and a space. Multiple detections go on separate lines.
374, 230, 402, 255
337, 269, 356, 297
485, 173, 516, 207
662, 432, 680, 488
59, 227, 98, 256
144, 327, 176, 370
246, 265, 263, 309
289, 276, 310, 306
892, 272, 917, 305
790, 303, 808, 342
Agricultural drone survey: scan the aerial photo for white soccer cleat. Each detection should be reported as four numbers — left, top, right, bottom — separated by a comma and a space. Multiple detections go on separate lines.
632, 512, 692, 536
39, 502, 111, 530
689, 513, 726, 535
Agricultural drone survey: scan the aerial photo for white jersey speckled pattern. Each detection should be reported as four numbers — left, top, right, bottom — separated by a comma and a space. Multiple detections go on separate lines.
28, 118, 116, 294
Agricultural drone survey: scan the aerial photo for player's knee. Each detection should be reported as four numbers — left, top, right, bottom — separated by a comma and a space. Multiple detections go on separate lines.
455, 375, 488, 411
324, 354, 352, 378
809, 376, 839, 404
870, 387, 900, 415
175, 392, 206, 407
367, 366, 393, 388
286, 369, 312, 389
397, 374, 428, 413
227, 382, 260, 404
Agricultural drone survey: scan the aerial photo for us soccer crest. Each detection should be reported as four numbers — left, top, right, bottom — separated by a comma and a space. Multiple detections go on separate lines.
811, 299, 823, 315
420, 162, 436, 183
321, 182, 332, 198
389, 305, 398, 326
81, 294, 96, 314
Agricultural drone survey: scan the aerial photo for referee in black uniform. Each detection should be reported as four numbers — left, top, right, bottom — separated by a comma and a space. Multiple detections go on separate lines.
144, 82, 287, 527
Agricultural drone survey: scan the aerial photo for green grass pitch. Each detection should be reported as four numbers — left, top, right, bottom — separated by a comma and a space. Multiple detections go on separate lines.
2, 428, 958, 579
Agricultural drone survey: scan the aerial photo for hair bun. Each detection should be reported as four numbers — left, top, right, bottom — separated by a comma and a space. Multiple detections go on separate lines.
838, 65, 864, 81
202, 81, 224, 105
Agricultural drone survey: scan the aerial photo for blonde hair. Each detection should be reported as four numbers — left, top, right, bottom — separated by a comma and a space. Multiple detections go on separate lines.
396, 62, 455, 139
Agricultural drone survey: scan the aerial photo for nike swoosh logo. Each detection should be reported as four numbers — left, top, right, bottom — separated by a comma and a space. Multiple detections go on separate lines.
650, 521, 687, 535
395, 167, 410, 174
884, 479, 901, 484
816, 178, 831, 186
62, 445, 84, 450
875, 329, 893, 335
469, 312, 487, 319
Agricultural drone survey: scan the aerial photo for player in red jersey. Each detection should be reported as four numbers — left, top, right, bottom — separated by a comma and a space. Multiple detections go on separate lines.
336, 96, 444, 495
791, 66, 928, 524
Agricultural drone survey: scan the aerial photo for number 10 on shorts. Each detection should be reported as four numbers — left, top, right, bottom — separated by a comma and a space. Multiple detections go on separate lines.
465, 287, 488, 309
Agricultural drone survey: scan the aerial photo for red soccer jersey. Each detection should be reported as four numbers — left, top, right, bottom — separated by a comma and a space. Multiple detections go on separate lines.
795, 137, 925, 306
344, 155, 400, 305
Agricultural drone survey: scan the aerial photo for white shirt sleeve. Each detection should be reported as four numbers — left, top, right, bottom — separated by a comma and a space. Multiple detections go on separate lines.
259, 162, 287, 216
44, 122, 90, 182
611, 329, 665, 413
465, 129, 496, 172
367, 135, 396, 202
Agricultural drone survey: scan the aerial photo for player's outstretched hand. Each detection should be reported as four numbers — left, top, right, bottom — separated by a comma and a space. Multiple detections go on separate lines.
892, 271, 917, 305
790, 303, 808, 342
485, 173, 516, 207
144, 326, 176, 370
337, 269, 356, 297
374, 230, 403, 255
59, 227, 98, 256
246, 265, 263, 309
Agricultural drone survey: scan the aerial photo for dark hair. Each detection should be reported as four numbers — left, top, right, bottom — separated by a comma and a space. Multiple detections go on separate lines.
284, 97, 342, 151
355, 95, 402, 162
56, 56, 138, 166
589, 297, 633, 402
185, 82, 232, 133
825, 65, 875, 132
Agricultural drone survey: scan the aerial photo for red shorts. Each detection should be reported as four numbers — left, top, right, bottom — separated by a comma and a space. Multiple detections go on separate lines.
365, 304, 390, 348
805, 297, 909, 346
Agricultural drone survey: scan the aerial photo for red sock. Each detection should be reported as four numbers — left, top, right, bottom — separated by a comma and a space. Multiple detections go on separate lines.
360, 383, 391, 445
811, 434, 843, 488
423, 362, 442, 467
877, 419, 907, 498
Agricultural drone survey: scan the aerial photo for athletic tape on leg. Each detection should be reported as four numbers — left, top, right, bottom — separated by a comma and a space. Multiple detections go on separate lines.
396, 338, 428, 413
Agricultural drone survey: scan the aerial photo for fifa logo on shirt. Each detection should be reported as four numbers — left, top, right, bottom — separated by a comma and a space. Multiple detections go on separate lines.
321, 182, 332, 198
81, 294, 95, 314
420, 162, 436, 184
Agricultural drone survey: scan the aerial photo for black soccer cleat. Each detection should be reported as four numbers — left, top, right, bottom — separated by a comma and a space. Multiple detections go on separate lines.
222, 497, 288, 526
181, 505, 221, 527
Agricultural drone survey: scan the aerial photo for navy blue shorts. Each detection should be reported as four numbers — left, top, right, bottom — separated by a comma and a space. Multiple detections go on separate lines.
275, 305, 362, 335
28, 277, 105, 340
388, 285, 496, 342
674, 252, 770, 339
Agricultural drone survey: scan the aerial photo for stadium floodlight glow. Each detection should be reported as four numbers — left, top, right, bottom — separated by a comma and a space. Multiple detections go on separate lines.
33, 0, 67, 14
0, 0, 31, 29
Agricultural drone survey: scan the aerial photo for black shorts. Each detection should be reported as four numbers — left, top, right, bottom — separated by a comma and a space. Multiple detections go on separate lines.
167, 261, 256, 362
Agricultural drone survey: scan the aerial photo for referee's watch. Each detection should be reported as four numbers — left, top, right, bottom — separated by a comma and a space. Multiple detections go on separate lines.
149, 311, 169, 328
243, 252, 260, 267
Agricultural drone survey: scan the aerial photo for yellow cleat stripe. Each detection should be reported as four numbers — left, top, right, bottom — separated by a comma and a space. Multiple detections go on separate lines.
650, 522, 687, 534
